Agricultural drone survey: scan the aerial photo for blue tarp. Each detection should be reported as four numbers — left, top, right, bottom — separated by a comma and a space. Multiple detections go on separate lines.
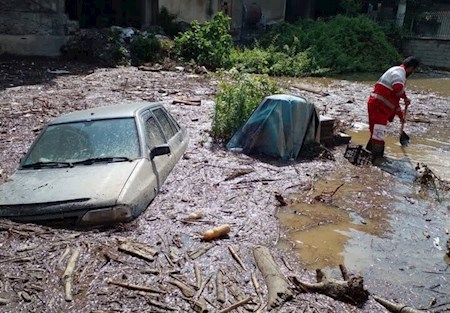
226, 94, 320, 160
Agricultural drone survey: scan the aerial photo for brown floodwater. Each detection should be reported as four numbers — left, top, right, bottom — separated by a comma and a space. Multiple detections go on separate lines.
277, 75, 450, 309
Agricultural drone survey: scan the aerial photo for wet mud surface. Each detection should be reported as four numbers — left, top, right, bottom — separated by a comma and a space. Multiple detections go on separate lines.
0, 57, 449, 312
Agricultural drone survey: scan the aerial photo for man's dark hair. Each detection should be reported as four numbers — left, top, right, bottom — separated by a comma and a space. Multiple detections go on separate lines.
402, 56, 420, 68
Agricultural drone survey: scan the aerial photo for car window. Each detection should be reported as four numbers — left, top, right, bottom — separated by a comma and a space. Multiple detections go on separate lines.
153, 108, 178, 140
23, 118, 140, 164
144, 115, 166, 149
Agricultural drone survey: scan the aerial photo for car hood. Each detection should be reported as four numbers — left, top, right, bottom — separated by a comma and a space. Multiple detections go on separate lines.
0, 161, 139, 206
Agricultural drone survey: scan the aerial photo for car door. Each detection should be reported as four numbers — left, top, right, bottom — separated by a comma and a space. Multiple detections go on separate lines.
142, 111, 172, 190
152, 106, 188, 167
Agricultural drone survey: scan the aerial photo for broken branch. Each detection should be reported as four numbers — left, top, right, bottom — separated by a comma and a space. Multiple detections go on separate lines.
63, 247, 81, 301
253, 245, 293, 309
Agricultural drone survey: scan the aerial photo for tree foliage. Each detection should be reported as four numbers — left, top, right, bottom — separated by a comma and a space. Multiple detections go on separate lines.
174, 13, 233, 69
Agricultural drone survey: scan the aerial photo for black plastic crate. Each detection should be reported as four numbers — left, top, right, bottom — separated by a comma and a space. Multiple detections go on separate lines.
344, 144, 372, 165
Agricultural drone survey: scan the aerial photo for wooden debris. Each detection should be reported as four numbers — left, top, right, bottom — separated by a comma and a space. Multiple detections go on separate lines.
216, 269, 226, 303
194, 263, 202, 289
173, 98, 201, 106
118, 241, 158, 262
196, 274, 213, 300
228, 246, 247, 271
168, 279, 196, 298
18, 291, 32, 302
373, 295, 428, 313
186, 211, 204, 221
314, 183, 345, 203
218, 296, 252, 313
202, 224, 231, 241
251, 272, 264, 310
292, 83, 329, 96
188, 243, 214, 260
224, 168, 254, 181
190, 297, 208, 313
147, 299, 177, 311
290, 266, 369, 307
0, 297, 10, 305
108, 280, 165, 294
275, 192, 288, 206
63, 247, 81, 301
446, 237, 450, 257
253, 245, 293, 309
141, 268, 160, 275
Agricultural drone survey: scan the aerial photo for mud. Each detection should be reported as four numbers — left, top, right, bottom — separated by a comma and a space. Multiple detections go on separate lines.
0, 57, 449, 312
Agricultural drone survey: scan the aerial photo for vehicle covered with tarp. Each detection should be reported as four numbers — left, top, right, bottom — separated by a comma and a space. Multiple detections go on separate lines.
226, 94, 320, 160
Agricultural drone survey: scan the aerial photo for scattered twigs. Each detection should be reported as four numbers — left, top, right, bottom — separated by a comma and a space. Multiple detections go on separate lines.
217, 296, 253, 313
216, 269, 226, 303
253, 245, 293, 309
63, 247, 81, 301
373, 295, 429, 313
196, 273, 213, 300
108, 279, 165, 294
228, 246, 247, 271
314, 183, 345, 203
252, 271, 264, 311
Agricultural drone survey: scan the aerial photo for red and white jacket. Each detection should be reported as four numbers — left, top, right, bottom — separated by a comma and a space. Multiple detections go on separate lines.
369, 65, 408, 120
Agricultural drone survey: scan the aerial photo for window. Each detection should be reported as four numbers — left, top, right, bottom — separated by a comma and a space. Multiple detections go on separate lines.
153, 108, 178, 140
145, 115, 166, 149
23, 118, 140, 164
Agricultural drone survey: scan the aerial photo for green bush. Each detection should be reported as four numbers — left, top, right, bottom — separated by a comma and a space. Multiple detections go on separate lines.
212, 71, 281, 142
228, 46, 271, 74
130, 34, 161, 65
174, 13, 233, 69
258, 15, 401, 74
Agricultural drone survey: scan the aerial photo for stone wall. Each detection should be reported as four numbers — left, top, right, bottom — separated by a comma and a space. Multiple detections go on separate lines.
403, 38, 450, 70
0, 0, 74, 56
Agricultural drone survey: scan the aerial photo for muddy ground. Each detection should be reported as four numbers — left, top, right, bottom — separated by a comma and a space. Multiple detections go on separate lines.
0, 57, 449, 313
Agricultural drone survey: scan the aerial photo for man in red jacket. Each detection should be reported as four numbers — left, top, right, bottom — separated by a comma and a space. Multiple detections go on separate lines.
366, 56, 420, 161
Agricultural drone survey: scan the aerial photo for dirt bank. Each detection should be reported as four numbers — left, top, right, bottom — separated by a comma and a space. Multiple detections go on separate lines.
0, 57, 448, 312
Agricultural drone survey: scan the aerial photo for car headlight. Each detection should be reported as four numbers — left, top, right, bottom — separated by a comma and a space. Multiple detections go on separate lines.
80, 205, 132, 225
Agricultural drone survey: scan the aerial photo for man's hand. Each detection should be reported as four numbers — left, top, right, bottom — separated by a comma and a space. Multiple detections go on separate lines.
404, 97, 411, 107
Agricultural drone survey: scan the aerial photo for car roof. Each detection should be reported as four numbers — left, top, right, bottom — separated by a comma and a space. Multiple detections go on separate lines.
49, 101, 163, 125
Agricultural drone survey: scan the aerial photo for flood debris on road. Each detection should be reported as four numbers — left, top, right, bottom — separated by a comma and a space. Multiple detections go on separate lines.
0, 58, 449, 312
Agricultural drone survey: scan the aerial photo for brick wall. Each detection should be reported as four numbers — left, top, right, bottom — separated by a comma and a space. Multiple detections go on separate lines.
403, 38, 450, 70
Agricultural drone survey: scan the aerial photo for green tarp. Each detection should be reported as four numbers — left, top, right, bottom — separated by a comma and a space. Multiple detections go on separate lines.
226, 94, 320, 160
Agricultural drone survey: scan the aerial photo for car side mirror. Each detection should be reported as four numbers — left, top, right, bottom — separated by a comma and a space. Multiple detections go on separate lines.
150, 145, 171, 160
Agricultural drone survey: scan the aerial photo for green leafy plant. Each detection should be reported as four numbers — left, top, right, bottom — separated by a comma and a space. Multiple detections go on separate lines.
130, 34, 161, 65
212, 71, 281, 142
174, 12, 233, 69
257, 16, 401, 74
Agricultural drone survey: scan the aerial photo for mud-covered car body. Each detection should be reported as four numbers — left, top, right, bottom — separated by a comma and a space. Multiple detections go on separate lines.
0, 102, 188, 226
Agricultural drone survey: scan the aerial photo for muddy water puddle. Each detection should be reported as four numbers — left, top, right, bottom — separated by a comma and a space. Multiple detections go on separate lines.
277, 128, 450, 308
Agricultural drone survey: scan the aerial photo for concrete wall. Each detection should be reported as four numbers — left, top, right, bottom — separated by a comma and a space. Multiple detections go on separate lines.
403, 38, 450, 70
0, 0, 73, 56
158, 0, 285, 29
159, 0, 220, 23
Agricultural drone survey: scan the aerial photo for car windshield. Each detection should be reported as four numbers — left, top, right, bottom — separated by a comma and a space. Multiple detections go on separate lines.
22, 118, 141, 166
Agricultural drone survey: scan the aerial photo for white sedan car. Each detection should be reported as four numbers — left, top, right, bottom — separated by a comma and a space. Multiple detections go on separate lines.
0, 102, 188, 226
